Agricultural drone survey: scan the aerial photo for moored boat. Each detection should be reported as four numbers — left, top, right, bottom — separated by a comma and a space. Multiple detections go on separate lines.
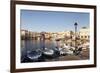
24, 50, 43, 62
42, 48, 54, 58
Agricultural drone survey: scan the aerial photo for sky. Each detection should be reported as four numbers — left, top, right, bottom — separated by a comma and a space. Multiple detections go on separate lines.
20, 10, 90, 32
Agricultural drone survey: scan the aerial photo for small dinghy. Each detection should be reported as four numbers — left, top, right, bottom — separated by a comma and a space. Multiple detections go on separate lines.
42, 48, 54, 58
62, 44, 74, 55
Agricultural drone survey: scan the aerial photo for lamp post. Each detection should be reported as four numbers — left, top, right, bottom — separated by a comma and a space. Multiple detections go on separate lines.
70, 31, 73, 47
74, 22, 78, 50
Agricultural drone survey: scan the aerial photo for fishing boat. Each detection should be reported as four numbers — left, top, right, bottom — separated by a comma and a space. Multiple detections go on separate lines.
26, 50, 43, 62
62, 44, 74, 55
42, 48, 55, 58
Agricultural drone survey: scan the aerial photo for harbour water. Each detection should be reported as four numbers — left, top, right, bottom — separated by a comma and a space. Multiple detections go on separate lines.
21, 39, 89, 63
21, 39, 57, 61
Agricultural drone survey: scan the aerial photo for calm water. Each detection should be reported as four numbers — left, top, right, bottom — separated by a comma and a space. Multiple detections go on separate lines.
21, 39, 57, 58
21, 39, 89, 62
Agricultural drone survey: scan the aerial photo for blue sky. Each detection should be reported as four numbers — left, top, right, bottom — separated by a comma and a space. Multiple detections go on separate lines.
21, 10, 89, 32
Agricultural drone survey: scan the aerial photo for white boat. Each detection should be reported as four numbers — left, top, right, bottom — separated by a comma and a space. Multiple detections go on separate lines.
57, 47, 67, 55
66, 50, 73, 55
62, 44, 74, 55
42, 48, 54, 56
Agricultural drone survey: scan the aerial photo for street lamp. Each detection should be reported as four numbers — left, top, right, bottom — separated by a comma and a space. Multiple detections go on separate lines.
70, 31, 73, 47
74, 22, 78, 50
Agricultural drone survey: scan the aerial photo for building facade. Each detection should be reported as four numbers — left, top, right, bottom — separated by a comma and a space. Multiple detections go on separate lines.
79, 27, 90, 40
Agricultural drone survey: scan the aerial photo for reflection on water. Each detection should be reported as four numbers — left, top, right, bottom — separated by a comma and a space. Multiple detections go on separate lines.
21, 39, 89, 63
21, 39, 57, 59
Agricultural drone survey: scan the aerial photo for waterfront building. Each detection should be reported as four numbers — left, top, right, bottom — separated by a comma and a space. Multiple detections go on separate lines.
79, 27, 90, 40
21, 30, 28, 40
21, 30, 26, 36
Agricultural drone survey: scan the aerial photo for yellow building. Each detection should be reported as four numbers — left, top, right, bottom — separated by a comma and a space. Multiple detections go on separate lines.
79, 27, 90, 40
